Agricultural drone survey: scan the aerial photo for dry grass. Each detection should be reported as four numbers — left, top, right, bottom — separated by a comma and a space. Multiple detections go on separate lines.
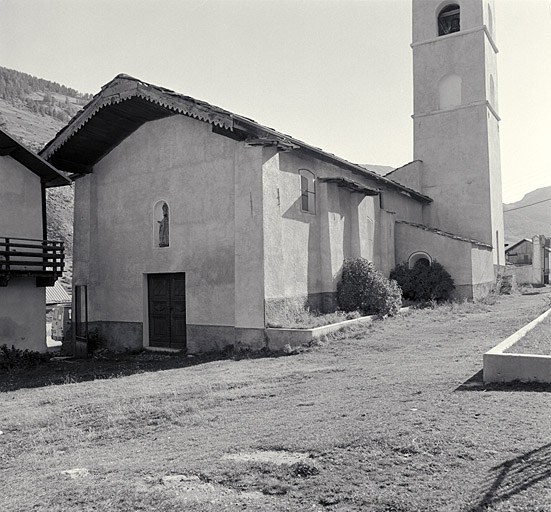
2, 288, 551, 511
265, 298, 361, 329
506, 311, 551, 355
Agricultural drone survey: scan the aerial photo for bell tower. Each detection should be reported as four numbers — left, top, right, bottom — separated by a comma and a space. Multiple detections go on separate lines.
412, 0, 504, 266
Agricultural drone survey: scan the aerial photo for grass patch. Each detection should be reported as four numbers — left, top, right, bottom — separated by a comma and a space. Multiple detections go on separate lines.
265, 298, 362, 328
505, 311, 551, 355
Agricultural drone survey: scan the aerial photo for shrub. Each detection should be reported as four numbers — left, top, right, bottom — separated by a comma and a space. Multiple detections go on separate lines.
0, 344, 51, 370
390, 260, 455, 302
337, 258, 402, 317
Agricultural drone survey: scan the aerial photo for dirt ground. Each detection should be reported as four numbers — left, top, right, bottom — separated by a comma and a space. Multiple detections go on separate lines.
1, 289, 550, 511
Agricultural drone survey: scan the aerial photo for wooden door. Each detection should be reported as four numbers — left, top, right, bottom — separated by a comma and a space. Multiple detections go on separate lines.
148, 273, 187, 349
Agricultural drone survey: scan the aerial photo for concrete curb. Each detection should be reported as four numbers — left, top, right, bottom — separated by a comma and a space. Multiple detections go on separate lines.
483, 307, 551, 384
266, 307, 411, 351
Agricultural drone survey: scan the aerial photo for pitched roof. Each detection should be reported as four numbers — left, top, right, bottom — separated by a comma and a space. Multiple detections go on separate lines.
46, 280, 71, 305
0, 129, 70, 187
505, 238, 532, 253
40, 74, 432, 204
397, 220, 492, 249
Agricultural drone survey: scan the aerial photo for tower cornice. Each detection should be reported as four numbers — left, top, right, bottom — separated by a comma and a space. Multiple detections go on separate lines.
412, 100, 501, 122
411, 25, 499, 54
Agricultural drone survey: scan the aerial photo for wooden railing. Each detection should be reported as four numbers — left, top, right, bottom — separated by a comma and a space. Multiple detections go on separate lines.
0, 237, 64, 279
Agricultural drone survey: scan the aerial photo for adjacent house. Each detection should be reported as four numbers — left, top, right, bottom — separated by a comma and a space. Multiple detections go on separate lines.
40, 0, 505, 354
0, 129, 70, 352
506, 236, 550, 285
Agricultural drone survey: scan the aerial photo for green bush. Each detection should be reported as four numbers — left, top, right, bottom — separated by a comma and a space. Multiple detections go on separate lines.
0, 344, 51, 370
390, 260, 455, 301
337, 258, 402, 317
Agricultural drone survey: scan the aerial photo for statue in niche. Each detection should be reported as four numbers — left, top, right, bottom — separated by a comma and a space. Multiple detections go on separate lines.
158, 202, 169, 247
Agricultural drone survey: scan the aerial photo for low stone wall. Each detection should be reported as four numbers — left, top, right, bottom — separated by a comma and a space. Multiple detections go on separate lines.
265, 307, 411, 351
483, 308, 551, 384
266, 315, 376, 351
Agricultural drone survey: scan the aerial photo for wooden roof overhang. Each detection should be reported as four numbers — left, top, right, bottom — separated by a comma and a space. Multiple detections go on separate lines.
318, 177, 380, 196
40, 74, 432, 205
0, 129, 70, 187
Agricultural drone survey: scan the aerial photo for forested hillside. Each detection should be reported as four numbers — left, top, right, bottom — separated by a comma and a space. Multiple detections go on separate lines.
0, 67, 93, 289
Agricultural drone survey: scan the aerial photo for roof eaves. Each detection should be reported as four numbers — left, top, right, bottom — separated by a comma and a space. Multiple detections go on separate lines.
0, 129, 71, 187
397, 220, 492, 249
40, 74, 432, 203
318, 177, 379, 196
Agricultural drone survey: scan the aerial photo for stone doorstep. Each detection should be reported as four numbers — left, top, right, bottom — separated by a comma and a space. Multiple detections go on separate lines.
483, 307, 551, 384
265, 307, 411, 351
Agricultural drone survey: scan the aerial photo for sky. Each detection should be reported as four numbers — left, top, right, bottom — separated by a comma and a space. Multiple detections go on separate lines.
1, 0, 550, 203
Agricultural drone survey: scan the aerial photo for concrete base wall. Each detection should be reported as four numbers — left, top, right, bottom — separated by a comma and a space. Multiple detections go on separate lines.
454, 281, 495, 301
483, 307, 551, 383
187, 324, 236, 354
88, 320, 265, 354
89, 321, 143, 352
0, 277, 46, 352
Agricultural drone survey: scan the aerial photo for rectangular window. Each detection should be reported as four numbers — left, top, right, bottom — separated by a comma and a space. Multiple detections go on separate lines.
300, 170, 316, 214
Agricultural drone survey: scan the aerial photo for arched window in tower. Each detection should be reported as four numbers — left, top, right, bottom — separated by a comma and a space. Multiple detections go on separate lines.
438, 4, 460, 36
438, 74, 462, 109
154, 200, 169, 247
488, 4, 493, 36
490, 75, 496, 107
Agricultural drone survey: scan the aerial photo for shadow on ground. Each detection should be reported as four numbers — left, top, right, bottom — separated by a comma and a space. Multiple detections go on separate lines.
0, 348, 289, 393
455, 370, 551, 393
468, 443, 551, 511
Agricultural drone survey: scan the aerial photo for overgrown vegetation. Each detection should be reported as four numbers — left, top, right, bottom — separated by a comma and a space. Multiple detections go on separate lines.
337, 258, 402, 317
265, 298, 361, 329
0, 344, 50, 370
390, 260, 455, 301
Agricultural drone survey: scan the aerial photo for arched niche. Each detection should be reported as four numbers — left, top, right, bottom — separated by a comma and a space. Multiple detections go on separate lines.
154, 200, 170, 247
408, 251, 432, 269
438, 73, 462, 110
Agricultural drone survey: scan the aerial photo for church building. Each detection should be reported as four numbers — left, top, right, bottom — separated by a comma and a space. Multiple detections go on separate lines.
41, 0, 504, 354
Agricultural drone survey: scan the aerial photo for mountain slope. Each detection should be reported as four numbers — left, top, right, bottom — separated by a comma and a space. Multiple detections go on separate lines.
503, 187, 551, 245
0, 67, 89, 258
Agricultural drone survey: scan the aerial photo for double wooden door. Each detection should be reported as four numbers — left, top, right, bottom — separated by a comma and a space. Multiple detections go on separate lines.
148, 273, 187, 349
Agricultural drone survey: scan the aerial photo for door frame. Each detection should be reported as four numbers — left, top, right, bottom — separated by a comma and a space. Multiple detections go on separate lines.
143, 272, 187, 350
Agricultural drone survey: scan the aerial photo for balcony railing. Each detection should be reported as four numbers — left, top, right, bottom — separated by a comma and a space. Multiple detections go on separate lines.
0, 237, 64, 286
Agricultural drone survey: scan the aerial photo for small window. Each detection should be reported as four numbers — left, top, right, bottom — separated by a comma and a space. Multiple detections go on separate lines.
438, 4, 460, 36
300, 169, 316, 214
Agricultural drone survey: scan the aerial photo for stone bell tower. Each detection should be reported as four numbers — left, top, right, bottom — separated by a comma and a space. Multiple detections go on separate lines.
412, 0, 505, 266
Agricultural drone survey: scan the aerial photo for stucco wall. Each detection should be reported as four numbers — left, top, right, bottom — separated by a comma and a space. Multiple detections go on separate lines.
507, 265, 534, 285
0, 277, 46, 352
0, 157, 47, 352
0, 156, 43, 239
73, 114, 252, 351
395, 222, 494, 298
262, 150, 418, 310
